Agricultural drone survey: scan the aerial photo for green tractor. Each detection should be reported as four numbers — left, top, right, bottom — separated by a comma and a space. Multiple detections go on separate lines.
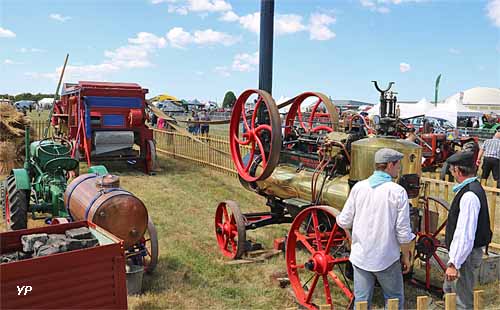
0, 126, 106, 230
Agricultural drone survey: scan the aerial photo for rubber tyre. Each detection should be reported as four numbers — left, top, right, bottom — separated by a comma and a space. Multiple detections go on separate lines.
6, 175, 29, 230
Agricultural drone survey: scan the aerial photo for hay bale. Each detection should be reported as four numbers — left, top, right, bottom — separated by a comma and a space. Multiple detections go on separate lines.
0, 104, 35, 173
0, 141, 20, 174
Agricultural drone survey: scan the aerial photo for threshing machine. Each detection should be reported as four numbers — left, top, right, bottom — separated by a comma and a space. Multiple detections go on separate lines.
215, 83, 451, 309
52, 81, 156, 173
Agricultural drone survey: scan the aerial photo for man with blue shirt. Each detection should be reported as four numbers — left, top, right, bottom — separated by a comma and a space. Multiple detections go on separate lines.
337, 148, 415, 310
444, 151, 492, 310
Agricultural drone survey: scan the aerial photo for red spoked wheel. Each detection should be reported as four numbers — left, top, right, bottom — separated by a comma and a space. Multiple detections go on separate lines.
284, 92, 339, 136
229, 89, 282, 182
413, 196, 449, 290
142, 217, 159, 273
286, 206, 353, 310
215, 201, 246, 259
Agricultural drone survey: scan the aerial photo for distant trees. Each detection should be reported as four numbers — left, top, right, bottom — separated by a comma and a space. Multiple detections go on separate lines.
222, 91, 237, 109
0, 93, 54, 102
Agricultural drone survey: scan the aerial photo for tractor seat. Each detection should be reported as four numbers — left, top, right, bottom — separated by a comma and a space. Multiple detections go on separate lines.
43, 157, 79, 173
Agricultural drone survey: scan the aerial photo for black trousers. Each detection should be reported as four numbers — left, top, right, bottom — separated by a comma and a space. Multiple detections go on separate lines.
481, 156, 500, 188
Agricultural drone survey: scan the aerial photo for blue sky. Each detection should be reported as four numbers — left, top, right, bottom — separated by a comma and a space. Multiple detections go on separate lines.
1, 0, 499, 103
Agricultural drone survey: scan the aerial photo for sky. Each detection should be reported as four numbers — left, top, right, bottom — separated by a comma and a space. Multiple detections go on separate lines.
0, 0, 499, 104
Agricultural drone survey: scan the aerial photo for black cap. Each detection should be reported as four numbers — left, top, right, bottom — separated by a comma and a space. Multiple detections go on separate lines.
446, 151, 474, 167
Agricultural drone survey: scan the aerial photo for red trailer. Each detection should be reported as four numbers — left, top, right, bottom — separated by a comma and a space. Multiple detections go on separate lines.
0, 221, 127, 309
52, 81, 156, 173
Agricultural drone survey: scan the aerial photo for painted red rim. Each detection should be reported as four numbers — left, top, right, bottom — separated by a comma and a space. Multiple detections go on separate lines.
229, 89, 281, 182
286, 206, 353, 310
284, 92, 339, 137
215, 201, 246, 259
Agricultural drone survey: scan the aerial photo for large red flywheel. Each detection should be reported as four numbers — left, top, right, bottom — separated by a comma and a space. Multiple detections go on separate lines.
284, 92, 339, 136
286, 206, 353, 310
229, 89, 282, 182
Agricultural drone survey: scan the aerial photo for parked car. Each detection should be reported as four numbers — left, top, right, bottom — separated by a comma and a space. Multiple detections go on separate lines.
404, 116, 454, 134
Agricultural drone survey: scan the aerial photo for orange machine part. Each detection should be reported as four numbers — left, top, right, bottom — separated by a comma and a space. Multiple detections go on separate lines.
64, 174, 148, 248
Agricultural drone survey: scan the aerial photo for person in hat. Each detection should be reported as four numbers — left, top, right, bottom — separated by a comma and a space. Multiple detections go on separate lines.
443, 151, 492, 309
337, 148, 415, 310
476, 130, 500, 188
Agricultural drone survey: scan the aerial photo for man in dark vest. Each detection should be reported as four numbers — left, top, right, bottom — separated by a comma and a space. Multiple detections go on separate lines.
444, 151, 492, 309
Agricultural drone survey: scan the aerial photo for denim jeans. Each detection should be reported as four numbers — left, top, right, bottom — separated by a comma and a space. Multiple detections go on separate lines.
443, 247, 483, 310
353, 260, 404, 310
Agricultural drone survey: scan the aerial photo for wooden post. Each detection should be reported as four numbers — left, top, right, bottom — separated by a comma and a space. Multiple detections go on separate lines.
355, 301, 368, 310
387, 298, 399, 310
445, 293, 456, 310
487, 192, 497, 233
473, 290, 483, 310
416, 296, 428, 310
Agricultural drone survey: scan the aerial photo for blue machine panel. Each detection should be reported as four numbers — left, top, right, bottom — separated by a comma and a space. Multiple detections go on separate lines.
84, 96, 142, 108
102, 115, 125, 127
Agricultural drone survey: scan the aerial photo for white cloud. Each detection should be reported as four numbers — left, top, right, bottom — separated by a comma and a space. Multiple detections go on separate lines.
308, 13, 336, 40
167, 27, 194, 48
487, 0, 500, 27
400, 62, 411, 73
214, 66, 230, 77
166, 27, 238, 48
275, 14, 307, 35
232, 52, 259, 72
224, 11, 336, 41
104, 45, 152, 68
49, 13, 71, 22
449, 48, 461, 55
128, 32, 167, 48
360, 0, 424, 13
165, 0, 231, 15
238, 12, 260, 33
4, 59, 23, 65
0, 27, 16, 38
20, 47, 46, 53
219, 11, 239, 22
188, 0, 231, 12
193, 29, 239, 45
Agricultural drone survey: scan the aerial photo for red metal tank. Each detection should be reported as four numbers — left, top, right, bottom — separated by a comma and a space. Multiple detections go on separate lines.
64, 173, 148, 248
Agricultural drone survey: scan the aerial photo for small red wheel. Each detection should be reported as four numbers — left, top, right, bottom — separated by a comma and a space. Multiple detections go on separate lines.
215, 201, 246, 259
230, 89, 282, 182
142, 217, 159, 273
284, 92, 339, 137
413, 196, 449, 290
286, 206, 353, 310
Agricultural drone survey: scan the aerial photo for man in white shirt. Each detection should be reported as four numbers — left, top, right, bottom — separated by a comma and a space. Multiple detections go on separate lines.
444, 151, 492, 309
337, 148, 415, 310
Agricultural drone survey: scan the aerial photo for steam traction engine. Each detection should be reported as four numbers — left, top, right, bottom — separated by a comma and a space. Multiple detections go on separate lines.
215, 85, 450, 309
52, 81, 156, 173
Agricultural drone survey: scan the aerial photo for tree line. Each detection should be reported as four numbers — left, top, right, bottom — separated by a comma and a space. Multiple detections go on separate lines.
0, 93, 54, 102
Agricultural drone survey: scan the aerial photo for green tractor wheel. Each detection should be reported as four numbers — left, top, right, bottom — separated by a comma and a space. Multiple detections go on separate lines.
5, 175, 29, 230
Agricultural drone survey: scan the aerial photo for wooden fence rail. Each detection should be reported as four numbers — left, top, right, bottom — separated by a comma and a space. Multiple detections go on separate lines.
285, 292, 483, 310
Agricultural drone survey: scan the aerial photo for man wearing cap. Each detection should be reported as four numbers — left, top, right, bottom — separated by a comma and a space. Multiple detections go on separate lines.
476, 130, 500, 188
444, 151, 492, 309
337, 148, 415, 309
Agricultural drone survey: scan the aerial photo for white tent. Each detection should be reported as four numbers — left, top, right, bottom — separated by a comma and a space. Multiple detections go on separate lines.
368, 98, 433, 119
425, 98, 483, 126
37, 98, 54, 109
